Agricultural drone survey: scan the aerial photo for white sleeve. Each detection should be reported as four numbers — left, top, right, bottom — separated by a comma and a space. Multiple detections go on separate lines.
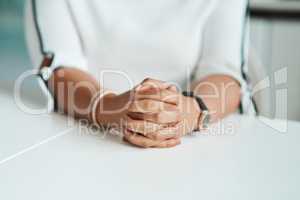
194, 0, 256, 114
25, 0, 88, 71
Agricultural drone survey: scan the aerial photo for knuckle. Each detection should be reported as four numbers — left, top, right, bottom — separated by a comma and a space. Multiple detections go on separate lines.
162, 94, 173, 102
145, 132, 153, 139
146, 100, 157, 110
169, 85, 178, 92
144, 100, 151, 108
152, 133, 161, 140
154, 113, 161, 122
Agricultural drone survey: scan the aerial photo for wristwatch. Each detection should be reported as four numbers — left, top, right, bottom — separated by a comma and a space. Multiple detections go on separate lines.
182, 91, 211, 130
38, 53, 55, 83
36, 53, 56, 111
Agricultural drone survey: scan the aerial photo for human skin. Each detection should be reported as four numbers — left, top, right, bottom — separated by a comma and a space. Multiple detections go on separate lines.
48, 67, 241, 148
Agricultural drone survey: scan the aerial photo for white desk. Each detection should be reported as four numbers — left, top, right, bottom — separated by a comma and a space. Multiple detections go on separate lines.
0, 89, 299, 200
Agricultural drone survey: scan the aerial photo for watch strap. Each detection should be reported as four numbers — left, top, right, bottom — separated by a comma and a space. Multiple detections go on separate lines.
182, 91, 210, 130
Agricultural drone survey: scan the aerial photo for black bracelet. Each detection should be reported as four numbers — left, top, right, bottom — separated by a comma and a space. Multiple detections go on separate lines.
182, 91, 210, 130
182, 91, 209, 111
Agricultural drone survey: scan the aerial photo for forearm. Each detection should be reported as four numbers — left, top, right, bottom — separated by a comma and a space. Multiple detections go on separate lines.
192, 75, 241, 122
48, 67, 129, 125
48, 67, 103, 120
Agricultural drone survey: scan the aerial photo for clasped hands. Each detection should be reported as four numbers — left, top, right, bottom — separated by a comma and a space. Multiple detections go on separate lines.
120, 78, 201, 148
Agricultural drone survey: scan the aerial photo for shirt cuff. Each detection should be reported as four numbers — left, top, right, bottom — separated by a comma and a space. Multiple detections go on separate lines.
49, 51, 88, 72
193, 63, 256, 115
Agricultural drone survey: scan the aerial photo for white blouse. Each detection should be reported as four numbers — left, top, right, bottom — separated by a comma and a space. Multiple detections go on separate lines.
25, 0, 255, 114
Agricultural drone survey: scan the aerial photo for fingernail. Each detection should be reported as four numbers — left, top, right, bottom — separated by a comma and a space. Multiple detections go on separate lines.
168, 85, 178, 92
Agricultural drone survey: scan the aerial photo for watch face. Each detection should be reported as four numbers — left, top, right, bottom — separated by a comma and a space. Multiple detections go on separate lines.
202, 115, 210, 129
200, 110, 210, 130
39, 67, 53, 81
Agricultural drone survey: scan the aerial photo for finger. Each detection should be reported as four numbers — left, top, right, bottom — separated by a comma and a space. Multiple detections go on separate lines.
135, 88, 180, 105
154, 138, 181, 148
123, 130, 181, 148
136, 78, 171, 92
168, 85, 178, 92
127, 111, 180, 124
123, 130, 157, 148
128, 99, 179, 114
123, 115, 163, 135
145, 122, 183, 141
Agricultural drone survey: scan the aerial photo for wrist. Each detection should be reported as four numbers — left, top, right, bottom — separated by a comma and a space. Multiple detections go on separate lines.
182, 96, 201, 132
190, 97, 202, 131
182, 91, 212, 131
95, 91, 131, 126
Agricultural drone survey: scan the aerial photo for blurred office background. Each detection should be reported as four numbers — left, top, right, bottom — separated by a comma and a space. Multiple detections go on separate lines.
0, 0, 300, 120
0, 0, 30, 79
